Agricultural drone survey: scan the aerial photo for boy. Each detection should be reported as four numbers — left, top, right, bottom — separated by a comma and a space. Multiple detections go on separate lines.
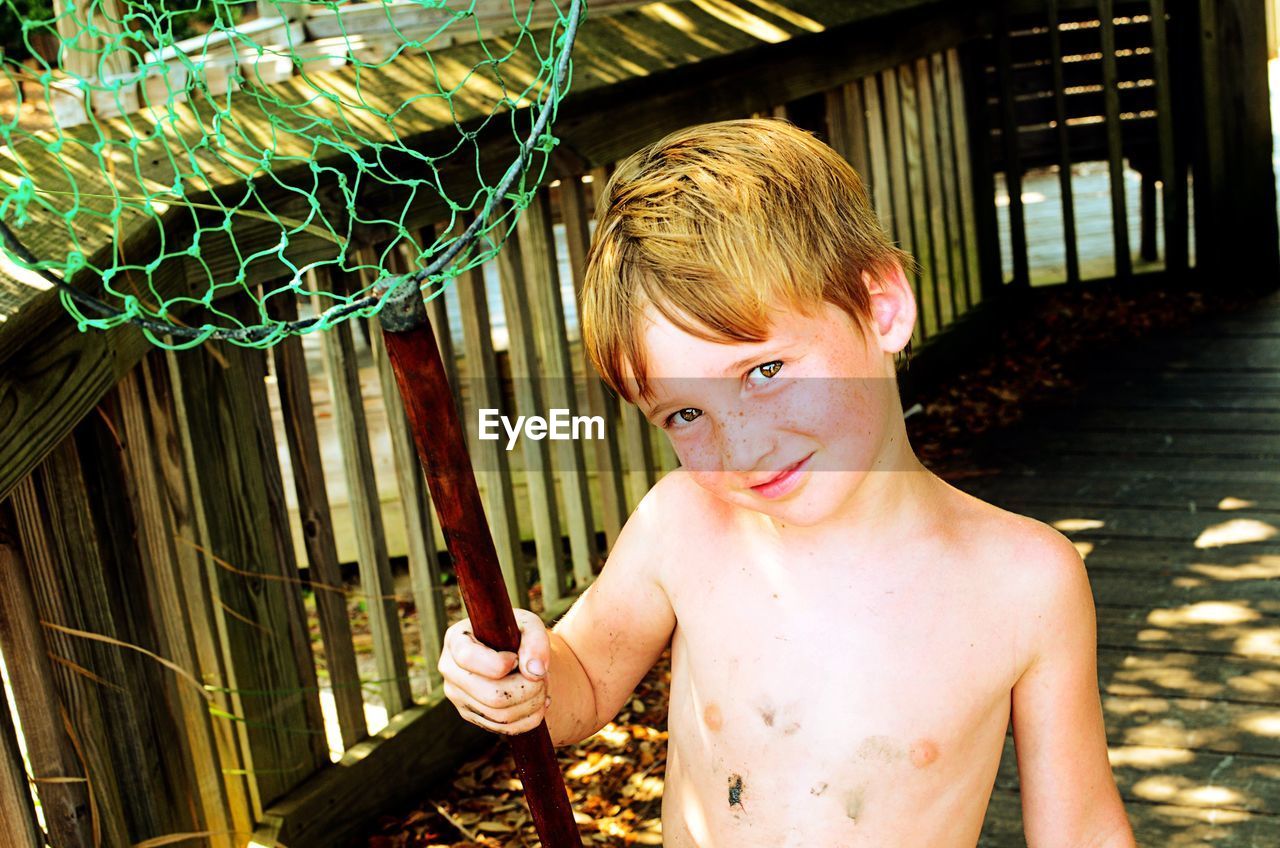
439, 119, 1135, 847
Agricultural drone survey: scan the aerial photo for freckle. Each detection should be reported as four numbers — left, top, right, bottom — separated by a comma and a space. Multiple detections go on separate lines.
759, 706, 775, 726
783, 722, 801, 735
910, 739, 939, 768
704, 703, 723, 731
810, 781, 827, 796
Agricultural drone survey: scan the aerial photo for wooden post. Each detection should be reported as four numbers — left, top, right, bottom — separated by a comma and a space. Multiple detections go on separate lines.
1149, 0, 1186, 272
1098, 0, 1133, 278
0, 497, 94, 848
1195, 0, 1279, 290
899, 61, 939, 339
995, 0, 1029, 289
1048, 0, 1081, 284
378, 283, 584, 848
0, 652, 42, 848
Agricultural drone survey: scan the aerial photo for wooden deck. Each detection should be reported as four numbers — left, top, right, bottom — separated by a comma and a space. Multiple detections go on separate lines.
954, 290, 1280, 845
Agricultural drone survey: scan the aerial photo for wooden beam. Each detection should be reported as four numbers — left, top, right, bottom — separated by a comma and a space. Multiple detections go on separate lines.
995, 0, 1029, 289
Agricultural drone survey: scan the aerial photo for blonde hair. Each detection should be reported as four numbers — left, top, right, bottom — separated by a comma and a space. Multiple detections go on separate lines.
581, 117, 913, 402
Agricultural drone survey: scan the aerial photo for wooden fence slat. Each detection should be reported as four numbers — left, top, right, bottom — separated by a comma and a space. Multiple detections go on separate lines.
0, 497, 94, 848
311, 268, 413, 718
494, 220, 558, 606
931, 51, 969, 314
898, 61, 940, 339
170, 332, 328, 810
880, 66, 925, 349
380, 246, 449, 694
826, 81, 871, 181
916, 55, 954, 328
621, 404, 656, 511
1098, 0, 1133, 278
0, 653, 42, 848
558, 173, 629, 549
946, 48, 984, 309
454, 249, 527, 608
151, 352, 257, 831
863, 75, 896, 239
1046, 0, 1081, 284
269, 299, 369, 749
10, 443, 158, 846
115, 370, 237, 848
519, 191, 599, 590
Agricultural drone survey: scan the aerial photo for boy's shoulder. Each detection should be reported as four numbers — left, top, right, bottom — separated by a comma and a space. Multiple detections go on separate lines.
939, 480, 1095, 657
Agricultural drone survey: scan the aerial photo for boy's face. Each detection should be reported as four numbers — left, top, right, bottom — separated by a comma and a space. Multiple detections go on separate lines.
634, 271, 917, 527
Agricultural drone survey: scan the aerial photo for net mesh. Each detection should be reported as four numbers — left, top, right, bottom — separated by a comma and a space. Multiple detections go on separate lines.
0, 0, 582, 348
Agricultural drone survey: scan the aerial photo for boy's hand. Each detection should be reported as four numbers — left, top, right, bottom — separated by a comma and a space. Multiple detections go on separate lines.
438, 610, 552, 736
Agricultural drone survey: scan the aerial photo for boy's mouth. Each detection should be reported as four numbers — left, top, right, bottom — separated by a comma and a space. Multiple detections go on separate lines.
748, 452, 815, 499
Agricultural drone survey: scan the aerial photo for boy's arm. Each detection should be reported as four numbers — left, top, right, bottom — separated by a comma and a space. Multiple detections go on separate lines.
1011, 530, 1136, 848
541, 487, 677, 746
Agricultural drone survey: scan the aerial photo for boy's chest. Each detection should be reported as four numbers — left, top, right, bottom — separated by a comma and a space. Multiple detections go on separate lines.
658, 546, 1021, 842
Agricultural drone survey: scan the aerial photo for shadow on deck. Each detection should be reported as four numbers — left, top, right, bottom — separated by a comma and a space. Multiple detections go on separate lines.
958, 290, 1280, 844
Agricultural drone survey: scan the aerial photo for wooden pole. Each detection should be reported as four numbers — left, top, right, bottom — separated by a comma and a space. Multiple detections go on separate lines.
377, 283, 583, 848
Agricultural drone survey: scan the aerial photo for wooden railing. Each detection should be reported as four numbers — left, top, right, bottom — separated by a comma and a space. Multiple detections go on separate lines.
1, 1, 1274, 847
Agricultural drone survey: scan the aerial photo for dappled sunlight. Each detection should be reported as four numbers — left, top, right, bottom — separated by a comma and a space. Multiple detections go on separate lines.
1233, 628, 1280, 659
1108, 745, 1194, 768
1226, 669, 1280, 697
1217, 497, 1256, 510
1104, 695, 1169, 716
1071, 540, 1095, 558
688, 0, 796, 43
1239, 712, 1280, 738
1190, 555, 1280, 581
1194, 518, 1277, 548
1052, 517, 1105, 532
1147, 602, 1261, 628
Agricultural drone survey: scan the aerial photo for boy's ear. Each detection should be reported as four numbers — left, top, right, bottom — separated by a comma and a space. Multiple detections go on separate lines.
863, 266, 916, 354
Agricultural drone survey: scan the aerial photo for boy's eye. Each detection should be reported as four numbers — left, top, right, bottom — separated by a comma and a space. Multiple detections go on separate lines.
665, 407, 703, 428
747, 360, 783, 385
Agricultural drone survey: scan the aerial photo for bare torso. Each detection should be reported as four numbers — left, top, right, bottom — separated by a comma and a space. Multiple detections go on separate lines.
653, 476, 1026, 847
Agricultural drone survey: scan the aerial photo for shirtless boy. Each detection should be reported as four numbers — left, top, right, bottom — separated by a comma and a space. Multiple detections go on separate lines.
439, 119, 1135, 847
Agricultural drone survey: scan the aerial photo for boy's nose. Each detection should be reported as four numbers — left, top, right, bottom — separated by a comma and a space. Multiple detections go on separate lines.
715, 414, 780, 476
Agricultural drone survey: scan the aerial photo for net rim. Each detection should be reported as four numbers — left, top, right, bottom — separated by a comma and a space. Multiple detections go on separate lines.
0, 0, 585, 348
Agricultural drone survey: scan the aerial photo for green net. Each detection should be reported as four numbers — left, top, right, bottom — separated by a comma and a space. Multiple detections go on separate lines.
0, 0, 582, 348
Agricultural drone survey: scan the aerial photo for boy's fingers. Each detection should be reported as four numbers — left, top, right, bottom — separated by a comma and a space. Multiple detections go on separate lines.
450, 686, 549, 734
514, 609, 550, 681
447, 626, 518, 678
440, 653, 544, 711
